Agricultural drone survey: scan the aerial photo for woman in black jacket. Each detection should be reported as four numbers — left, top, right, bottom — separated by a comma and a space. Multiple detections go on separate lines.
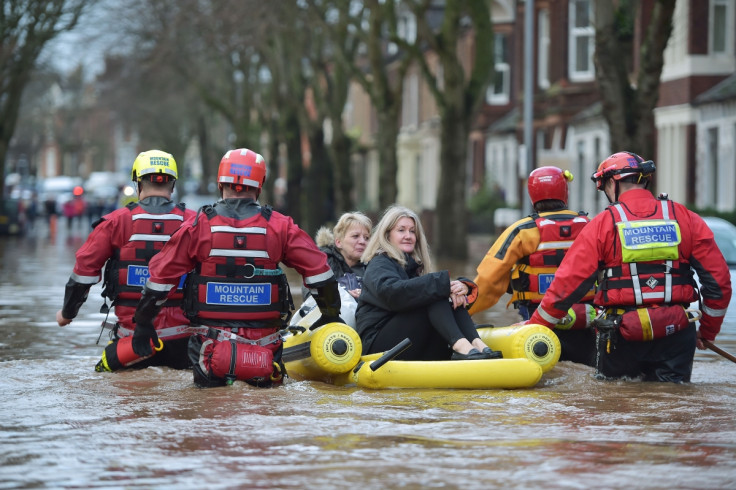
355, 205, 502, 361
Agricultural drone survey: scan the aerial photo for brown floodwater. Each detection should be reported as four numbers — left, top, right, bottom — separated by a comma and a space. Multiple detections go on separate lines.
1, 219, 735, 489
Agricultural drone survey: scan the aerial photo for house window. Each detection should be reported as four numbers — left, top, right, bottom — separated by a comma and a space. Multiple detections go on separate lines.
389, 10, 417, 55
398, 11, 417, 44
402, 73, 419, 128
538, 9, 550, 89
711, 0, 729, 54
486, 33, 510, 104
568, 0, 594, 82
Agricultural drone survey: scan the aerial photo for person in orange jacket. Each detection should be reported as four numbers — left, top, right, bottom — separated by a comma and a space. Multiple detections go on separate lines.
530, 152, 732, 382
469, 166, 596, 365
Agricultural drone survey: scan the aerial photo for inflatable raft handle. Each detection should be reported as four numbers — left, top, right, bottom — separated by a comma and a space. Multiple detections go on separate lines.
369, 338, 412, 372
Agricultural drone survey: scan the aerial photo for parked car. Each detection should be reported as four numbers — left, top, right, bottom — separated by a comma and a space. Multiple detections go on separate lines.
702, 217, 736, 268
0, 198, 25, 235
691, 216, 736, 324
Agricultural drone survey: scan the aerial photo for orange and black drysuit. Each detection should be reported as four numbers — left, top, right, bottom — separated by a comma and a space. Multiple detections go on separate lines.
60, 197, 195, 370
469, 209, 596, 364
134, 198, 341, 387
530, 189, 732, 382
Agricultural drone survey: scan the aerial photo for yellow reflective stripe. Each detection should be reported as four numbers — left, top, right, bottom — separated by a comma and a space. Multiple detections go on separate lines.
637, 308, 654, 341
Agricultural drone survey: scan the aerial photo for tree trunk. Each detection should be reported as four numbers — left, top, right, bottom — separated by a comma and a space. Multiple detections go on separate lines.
376, 108, 400, 209
329, 126, 354, 214
594, 0, 675, 159
284, 112, 303, 224
436, 108, 470, 260
304, 126, 334, 235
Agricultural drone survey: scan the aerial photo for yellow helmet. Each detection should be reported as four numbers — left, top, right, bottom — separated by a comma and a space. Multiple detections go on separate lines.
131, 150, 178, 182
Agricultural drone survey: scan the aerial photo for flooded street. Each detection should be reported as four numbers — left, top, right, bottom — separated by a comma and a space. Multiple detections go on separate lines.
2, 221, 736, 489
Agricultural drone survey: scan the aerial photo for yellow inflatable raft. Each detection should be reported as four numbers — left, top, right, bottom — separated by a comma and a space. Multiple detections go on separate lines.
282, 321, 560, 390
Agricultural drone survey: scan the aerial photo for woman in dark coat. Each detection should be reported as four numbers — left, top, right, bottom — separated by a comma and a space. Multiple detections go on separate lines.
314, 212, 372, 299
356, 205, 502, 361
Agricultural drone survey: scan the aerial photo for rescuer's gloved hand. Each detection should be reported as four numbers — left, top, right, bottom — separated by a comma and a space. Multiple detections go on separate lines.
309, 280, 344, 330
131, 284, 168, 356
131, 320, 159, 357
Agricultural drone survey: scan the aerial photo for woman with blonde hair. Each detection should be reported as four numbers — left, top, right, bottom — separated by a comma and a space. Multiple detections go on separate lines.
355, 205, 502, 361
314, 211, 372, 299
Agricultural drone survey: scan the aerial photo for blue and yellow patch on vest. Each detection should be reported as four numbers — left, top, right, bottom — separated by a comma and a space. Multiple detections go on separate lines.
616, 220, 681, 262
206, 282, 271, 306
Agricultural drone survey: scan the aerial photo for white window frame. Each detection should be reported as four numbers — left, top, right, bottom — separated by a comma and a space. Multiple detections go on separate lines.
568, 0, 595, 82
402, 73, 419, 129
398, 11, 417, 44
486, 32, 510, 105
710, 0, 733, 55
538, 9, 550, 89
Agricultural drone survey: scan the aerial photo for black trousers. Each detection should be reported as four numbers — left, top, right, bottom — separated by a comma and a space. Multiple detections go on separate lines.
367, 300, 481, 361
556, 329, 596, 367
594, 323, 697, 382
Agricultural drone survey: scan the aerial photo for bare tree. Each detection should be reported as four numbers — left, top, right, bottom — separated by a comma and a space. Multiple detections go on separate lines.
593, 0, 676, 159
0, 0, 88, 199
304, 0, 362, 215
313, 0, 412, 210
404, 0, 495, 259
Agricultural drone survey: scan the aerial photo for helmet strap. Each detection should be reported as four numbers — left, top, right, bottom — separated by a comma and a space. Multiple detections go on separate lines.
613, 181, 621, 203
601, 179, 615, 204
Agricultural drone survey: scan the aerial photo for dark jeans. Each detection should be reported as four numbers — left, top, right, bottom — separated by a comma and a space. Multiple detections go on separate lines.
594, 323, 697, 382
555, 329, 597, 367
367, 300, 480, 361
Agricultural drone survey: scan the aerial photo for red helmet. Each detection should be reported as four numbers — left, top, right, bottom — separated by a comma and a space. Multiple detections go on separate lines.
528, 166, 573, 205
217, 148, 267, 192
591, 151, 655, 190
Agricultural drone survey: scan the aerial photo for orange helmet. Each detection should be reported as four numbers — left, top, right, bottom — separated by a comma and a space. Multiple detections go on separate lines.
528, 166, 573, 206
73, 185, 84, 196
217, 148, 267, 192
591, 152, 655, 190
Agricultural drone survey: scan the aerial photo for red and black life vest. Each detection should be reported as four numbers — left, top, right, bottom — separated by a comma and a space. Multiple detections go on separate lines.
102, 202, 187, 307
510, 210, 593, 305
596, 199, 696, 307
183, 205, 291, 326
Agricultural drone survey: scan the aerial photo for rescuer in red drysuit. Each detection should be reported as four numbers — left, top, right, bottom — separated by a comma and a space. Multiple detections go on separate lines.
132, 148, 342, 387
529, 152, 731, 382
